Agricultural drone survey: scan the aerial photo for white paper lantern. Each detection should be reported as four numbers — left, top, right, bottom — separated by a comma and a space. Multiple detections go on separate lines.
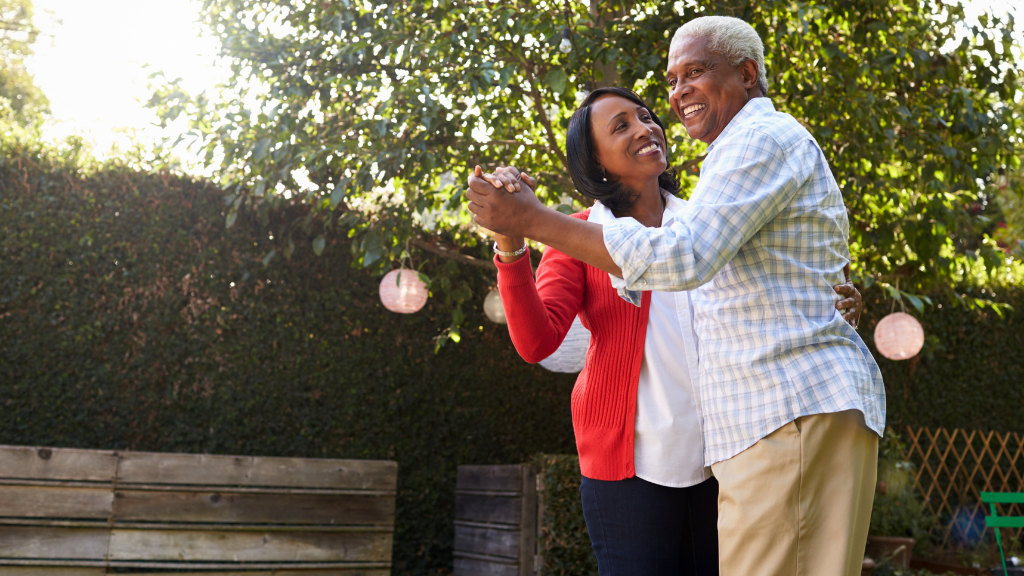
483, 288, 507, 324
379, 269, 428, 314
874, 312, 925, 360
539, 316, 591, 373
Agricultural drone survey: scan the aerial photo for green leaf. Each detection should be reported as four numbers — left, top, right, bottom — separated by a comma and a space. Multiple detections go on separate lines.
253, 138, 271, 162
312, 235, 326, 256
226, 210, 238, 228
904, 293, 924, 313
545, 68, 568, 95
330, 186, 345, 209
262, 249, 276, 266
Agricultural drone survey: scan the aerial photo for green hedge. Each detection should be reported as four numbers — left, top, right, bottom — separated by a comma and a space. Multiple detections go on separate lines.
532, 454, 597, 576
1, 143, 1021, 575
0, 148, 577, 574
859, 287, 1024, 434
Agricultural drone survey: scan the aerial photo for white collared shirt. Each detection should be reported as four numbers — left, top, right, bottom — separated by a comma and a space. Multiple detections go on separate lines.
590, 195, 711, 488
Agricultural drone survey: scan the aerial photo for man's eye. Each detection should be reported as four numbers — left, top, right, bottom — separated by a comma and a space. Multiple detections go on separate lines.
689, 68, 702, 77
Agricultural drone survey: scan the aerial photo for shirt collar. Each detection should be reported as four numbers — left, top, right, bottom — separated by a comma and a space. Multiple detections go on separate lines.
590, 189, 687, 226
706, 97, 775, 153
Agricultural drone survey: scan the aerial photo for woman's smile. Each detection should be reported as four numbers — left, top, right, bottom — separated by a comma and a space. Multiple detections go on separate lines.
635, 141, 662, 156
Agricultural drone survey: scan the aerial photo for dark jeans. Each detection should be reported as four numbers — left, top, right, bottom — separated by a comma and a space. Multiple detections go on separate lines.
580, 475, 719, 576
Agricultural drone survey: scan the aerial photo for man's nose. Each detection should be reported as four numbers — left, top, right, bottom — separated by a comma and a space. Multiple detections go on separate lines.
672, 83, 692, 106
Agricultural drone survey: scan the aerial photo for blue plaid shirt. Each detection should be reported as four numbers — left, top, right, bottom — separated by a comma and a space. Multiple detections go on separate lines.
603, 98, 885, 466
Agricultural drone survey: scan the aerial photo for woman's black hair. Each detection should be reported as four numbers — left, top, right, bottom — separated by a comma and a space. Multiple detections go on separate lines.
565, 87, 679, 214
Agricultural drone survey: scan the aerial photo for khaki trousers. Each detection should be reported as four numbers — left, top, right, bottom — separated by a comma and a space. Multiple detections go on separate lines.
711, 410, 878, 576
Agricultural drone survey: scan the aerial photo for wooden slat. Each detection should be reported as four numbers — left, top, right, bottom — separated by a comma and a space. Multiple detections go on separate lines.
110, 571, 391, 576
0, 446, 116, 483
0, 486, 113, 520
456, 466, 523, 493
0, 526, 108, 560
455, 494, 521, 526
112, 490, 394, 525
453, 556, 519, 576
454, 524, 519, 560
517, 464, 538, 576
116, 452, 397, 491
0, 568, 104, 575
0, 519, 389, 532
106, 529, 393, 562
0, 560, 390, 570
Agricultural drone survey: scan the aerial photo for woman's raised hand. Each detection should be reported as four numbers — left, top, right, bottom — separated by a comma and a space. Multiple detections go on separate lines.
478, 166, 537, 194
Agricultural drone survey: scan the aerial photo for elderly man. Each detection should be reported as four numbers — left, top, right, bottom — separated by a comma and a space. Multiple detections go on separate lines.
467, 15, 885, 576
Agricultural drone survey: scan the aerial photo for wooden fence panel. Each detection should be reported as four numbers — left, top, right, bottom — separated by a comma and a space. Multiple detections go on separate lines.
901, 426, 1024, 553
0, 445, 397, 574
116, 452, 398, 491
453, 465, 537, 576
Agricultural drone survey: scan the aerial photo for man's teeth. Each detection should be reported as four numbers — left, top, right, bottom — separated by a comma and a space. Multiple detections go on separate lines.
636, 143, 659, 155
684, 104, 706, 116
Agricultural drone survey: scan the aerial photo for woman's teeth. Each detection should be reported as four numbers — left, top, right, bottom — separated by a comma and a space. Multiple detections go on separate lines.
684, 103, 706, 116
636, 143, 659, 155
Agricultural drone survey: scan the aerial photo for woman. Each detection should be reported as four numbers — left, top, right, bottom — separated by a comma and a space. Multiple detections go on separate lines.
480, 87, 861, 576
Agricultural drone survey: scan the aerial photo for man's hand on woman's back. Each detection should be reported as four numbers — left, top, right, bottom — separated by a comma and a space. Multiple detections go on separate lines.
833, 264, 862, 327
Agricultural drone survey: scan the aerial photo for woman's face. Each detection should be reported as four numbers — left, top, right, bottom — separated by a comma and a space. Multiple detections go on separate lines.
589, 94, 668, 188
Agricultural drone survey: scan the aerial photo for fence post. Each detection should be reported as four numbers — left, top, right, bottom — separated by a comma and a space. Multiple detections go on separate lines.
454, 464, 539, 576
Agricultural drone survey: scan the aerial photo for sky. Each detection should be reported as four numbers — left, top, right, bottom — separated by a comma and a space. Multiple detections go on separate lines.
23, 0, 1023, 172
26, 0, 227, 166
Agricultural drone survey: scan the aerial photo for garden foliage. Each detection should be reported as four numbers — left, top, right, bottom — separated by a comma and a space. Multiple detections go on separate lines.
0, 0, 48, 124
0, 139, 577, 574
149, 0, 1023, 338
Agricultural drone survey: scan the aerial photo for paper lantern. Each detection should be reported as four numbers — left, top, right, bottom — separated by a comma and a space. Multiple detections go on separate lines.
873, 312, 924, 360
483, 288, 506, 324
379, 269, 428, 314
539, 316, 591, 373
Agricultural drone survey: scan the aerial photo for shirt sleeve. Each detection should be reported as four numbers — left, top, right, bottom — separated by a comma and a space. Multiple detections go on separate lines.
603, 129, 802, 295
495, 246, 586, 363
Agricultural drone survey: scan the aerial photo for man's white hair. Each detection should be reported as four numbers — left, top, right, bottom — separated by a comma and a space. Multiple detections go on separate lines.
672, 16, 769, 96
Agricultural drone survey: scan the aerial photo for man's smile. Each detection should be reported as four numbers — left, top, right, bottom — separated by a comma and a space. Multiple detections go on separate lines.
683, 103, 707, 118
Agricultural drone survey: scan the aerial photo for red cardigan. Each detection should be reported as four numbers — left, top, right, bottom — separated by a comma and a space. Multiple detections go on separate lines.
495, 210, 652, 481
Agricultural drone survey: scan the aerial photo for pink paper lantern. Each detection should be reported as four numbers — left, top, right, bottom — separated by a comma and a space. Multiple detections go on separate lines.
379, 269, 428, 314
873, 312, 924, 360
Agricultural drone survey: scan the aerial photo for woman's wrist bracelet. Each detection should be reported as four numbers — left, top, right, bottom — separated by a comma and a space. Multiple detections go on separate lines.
493, 241, 527, 258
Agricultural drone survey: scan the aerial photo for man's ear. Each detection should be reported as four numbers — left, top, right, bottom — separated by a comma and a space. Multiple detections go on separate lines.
739, 58, 759, 91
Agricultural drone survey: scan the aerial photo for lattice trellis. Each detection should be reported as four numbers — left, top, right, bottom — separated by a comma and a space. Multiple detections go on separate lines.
901, 426, 1024, 553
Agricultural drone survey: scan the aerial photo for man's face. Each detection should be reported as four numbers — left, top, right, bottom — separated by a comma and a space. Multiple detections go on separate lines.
665, 36, 752, 144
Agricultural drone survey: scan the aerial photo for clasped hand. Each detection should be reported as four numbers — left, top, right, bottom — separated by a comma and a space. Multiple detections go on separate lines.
466, 165, 548, 238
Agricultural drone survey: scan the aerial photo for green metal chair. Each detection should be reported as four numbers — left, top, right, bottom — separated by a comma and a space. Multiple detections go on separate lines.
982, 492, 1024, 575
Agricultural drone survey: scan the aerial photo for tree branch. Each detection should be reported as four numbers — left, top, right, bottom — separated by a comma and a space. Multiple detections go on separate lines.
412, 236, 497, 271
528, 80, 569, 170
672, 154, 706, 176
